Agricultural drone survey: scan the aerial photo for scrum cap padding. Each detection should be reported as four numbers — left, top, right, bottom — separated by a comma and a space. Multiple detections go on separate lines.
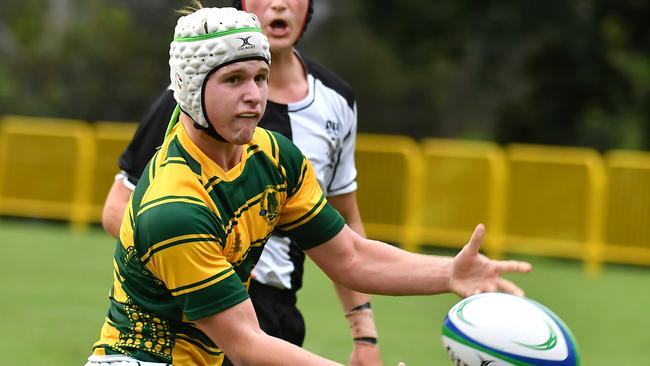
169, 7, 271, 128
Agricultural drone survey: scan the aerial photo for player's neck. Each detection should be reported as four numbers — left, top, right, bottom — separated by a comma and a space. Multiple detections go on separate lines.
268, 48, 308, 104
179, 115, 242, 171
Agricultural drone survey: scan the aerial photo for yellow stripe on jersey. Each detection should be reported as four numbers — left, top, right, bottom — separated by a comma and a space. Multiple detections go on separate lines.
147, 150, 161, 183
137, 196, 210, 217
253, 128, 280, 167
145, 236, 233, 295
204, 177, 223, 195
291, 161, 309, 196
175, 334, 223, 355
172, 335, 224, 366
170, 267, 236, 297
279, 194, 328, 231
113, 259, 125, 282
160, 156, 187, 167
140, 233, 220, 264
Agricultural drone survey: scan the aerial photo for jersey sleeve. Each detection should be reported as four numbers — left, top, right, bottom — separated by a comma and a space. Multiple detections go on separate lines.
119, 88, 176, 187
135, 200, 248, 321
327, 101, 359, 196
272, 131, 345, 250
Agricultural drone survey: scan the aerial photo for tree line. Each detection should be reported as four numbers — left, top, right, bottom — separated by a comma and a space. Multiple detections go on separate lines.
1, 0, 648, 150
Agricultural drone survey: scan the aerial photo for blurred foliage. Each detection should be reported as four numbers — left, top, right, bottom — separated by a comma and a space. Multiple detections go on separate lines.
0, 0, 176, 121
353, 0, 650, 150
0, 0, 649, 150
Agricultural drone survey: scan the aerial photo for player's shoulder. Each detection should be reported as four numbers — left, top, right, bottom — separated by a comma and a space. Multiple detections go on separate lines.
136, 137, 207, 206
253, 126, 298, 153
252, 127, 304, 168
302, 55, 356, 109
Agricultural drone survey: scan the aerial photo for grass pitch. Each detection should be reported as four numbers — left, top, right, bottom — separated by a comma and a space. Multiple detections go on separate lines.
0, 219, 648, 365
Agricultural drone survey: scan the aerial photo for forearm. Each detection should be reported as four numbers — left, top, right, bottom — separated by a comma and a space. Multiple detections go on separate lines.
328, 193, 382, 365
345, 238, 453, 295
196, 301, 344, 366
311, 230, 453, 296
233, 332, 343, 366
334, 283, 371, 311
102, 179, 131, 238
329, 193, 372, 310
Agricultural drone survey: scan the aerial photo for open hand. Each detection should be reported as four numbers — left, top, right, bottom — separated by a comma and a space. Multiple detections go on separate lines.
449, 224, 532, 298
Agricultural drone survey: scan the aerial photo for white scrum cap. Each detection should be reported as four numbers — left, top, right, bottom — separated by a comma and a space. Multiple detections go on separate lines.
169, 7, 271, 128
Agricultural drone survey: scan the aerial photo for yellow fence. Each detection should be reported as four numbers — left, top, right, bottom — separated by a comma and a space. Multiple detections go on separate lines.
0, 116, 95, 231
417, 138, 505, 257
1, 116, 649, 271
602, 150, 650, 266
501, 144, 605, 273
355, 134, 423, 252
354, 137, 649, 271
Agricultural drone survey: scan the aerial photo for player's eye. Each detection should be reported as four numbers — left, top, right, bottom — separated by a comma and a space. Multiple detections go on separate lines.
254, 73, 268, 83
225, 75, 241, 84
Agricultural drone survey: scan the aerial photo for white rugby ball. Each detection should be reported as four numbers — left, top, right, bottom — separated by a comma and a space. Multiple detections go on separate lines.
442, 292, 580, 366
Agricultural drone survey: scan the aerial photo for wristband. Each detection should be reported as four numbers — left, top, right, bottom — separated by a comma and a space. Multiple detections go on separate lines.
353, 336, 378, 345
345, 302, 378, 344
347, 302, 372, 313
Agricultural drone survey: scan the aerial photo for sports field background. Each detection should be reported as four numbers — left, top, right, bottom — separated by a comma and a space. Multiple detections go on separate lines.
0, 219, 648, 365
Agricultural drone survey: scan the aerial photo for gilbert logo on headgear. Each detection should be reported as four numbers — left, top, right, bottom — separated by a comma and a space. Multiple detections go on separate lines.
237, 36, 256, 51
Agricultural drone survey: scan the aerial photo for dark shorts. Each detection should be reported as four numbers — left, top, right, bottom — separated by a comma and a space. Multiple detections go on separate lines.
250, 279, 305, 346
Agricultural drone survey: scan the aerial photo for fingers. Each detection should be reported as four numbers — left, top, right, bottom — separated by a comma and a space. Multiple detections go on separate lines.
496, 260, 532, 274
466, 223, 485, 253
469, 279, 522, 297
496, 277, 525, 297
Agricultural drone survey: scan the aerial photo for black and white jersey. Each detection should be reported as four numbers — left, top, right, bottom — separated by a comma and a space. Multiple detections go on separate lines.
116, 54, 358, 291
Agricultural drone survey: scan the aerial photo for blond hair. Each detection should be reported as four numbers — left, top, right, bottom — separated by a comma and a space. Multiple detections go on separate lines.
176, 0, 204, 16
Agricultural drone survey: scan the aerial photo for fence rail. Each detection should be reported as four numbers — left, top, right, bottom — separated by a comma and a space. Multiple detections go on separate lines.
1, 116, 648, 271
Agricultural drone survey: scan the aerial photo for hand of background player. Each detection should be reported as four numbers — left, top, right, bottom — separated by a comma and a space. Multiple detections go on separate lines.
449, 224, 532, 298
348, 342, 383, 366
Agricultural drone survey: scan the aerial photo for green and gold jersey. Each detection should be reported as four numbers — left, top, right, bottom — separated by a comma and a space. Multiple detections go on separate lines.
92, 123, 345, 365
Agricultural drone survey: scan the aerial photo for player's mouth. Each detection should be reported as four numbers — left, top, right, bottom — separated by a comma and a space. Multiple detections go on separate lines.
267, 18, 290, 37
237, 112, 260, 119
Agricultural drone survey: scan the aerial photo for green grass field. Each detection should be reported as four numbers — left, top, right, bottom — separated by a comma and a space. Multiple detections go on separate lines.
1, 219, 648, 365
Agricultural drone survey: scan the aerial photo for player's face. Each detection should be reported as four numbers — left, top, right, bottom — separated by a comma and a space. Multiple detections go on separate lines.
243, 0, 309, 53
203, 60, 269, 145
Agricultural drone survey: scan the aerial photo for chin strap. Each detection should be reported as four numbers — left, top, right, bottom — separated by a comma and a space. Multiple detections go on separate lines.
193, 121, 228, 142
165, 104, 229, 142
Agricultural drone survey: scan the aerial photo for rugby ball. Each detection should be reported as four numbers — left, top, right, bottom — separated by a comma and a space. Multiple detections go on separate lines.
442, 292, 580, 365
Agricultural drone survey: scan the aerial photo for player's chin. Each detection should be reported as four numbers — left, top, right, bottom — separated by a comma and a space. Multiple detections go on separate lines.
230, 125, 257, 145
269, 37, 295, 54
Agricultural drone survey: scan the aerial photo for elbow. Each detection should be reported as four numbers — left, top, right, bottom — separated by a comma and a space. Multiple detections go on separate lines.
220, 330, 267, 366
327, 248, 366, 291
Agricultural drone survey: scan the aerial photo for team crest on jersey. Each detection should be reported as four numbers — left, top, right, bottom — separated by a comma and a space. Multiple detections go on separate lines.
259, 185, 279, 224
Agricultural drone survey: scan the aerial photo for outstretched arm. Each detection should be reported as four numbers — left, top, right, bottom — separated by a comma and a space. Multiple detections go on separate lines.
328, 192, 382, 366
306, 223, 531, 298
